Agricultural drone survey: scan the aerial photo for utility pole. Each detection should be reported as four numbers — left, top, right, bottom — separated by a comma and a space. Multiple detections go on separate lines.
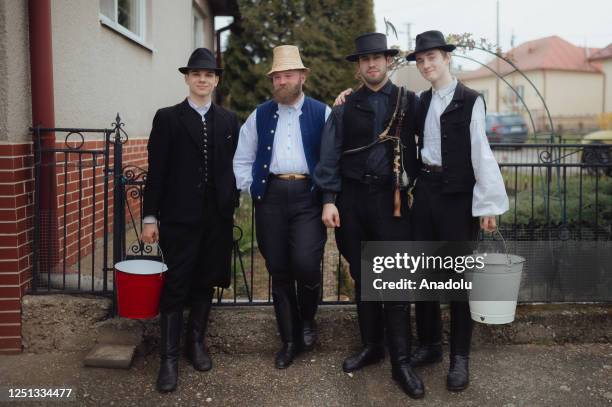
406, 23, 413, 51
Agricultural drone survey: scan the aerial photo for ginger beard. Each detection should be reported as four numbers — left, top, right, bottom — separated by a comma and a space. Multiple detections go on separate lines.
271, 70, 305, 105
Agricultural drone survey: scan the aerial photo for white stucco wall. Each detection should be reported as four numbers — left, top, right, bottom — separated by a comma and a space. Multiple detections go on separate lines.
51, 0, 215, 138
0, 0, 32, 143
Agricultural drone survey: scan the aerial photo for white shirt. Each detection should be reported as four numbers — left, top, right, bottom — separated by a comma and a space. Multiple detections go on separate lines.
422, 78, 509, 217
233, 94, 331, 192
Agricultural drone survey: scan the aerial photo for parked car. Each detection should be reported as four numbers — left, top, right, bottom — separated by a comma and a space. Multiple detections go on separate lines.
485, 113, 529, 143
580, 130, 612, 176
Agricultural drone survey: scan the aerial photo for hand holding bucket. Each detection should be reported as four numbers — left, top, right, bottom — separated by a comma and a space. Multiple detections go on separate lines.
466, 229, 526, 325
114, 242, 167, 319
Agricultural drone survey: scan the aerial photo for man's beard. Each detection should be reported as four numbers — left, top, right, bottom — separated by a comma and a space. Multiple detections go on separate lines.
273, 83, 302, 105
361, 69, 387, 87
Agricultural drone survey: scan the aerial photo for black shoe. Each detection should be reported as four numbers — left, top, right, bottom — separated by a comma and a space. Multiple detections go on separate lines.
185, 299, 213, 372
410, 343, 443, 367
447, 354, 470, 391
275, 342, 301, 369
392, 364, 425, 399
302, 319, 317, 351
342, 345, 385, 373
156, 311, 182, 393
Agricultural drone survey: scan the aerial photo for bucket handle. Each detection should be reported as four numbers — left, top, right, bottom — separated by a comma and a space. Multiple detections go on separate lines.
130, 239, 166, 272
476, 228, 511, 265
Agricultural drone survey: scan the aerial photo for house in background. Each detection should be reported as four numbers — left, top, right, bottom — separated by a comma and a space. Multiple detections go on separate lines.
0, 0, 237, 354
589, 43, 612, 127
457, 36, 604, 134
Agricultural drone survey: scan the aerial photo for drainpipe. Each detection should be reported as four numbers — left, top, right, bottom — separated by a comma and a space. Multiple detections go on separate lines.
28, 0, 58, 275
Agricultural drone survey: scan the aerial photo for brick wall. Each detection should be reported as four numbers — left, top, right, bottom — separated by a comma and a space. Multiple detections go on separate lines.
0, 143, 35, 354
0, 138, 148, 353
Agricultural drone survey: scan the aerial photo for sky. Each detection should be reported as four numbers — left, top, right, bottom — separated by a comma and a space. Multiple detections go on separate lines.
374, 0, 612, 69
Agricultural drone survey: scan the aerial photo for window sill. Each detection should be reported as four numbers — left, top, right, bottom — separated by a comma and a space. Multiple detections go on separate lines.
99, 14, 156, 53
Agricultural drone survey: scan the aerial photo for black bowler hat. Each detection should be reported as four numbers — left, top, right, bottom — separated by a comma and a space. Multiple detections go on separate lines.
345, 32, 399, 62
405, 30, 456, 61
178, 48, 223, 74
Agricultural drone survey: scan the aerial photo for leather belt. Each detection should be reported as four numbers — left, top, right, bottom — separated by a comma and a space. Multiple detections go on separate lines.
421, 164, 443, 173
272, 173, 309, 181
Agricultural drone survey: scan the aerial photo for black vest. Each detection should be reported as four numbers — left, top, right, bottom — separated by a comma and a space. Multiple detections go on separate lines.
341, 84, 419, 182
418, 82, 483, 193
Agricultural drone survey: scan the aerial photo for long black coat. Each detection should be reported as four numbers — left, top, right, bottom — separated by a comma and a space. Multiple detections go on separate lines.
143, 98, 240, 288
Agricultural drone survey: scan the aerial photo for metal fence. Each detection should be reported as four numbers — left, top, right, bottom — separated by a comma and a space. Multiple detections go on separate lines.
31, 122, 612, 304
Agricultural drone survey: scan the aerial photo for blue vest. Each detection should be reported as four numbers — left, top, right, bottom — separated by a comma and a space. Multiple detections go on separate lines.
251, 96, 327, 201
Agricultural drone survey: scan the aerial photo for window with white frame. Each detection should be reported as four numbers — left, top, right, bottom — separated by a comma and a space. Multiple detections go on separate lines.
99, 0, 147, 43
193, 7, 206, 49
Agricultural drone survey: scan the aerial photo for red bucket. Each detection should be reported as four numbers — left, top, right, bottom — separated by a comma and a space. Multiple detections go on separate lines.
115, 259, 167, 319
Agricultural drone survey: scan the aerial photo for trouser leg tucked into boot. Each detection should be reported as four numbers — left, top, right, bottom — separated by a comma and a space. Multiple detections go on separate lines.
298, 282, 320, 351
447, 301, 472, 391
411, 301, 443, 367
342, 290, 385, 373
157, 311, 183, 393
186, 289, 214, 371
386, 303, 425, 399
272, 278, 301, 369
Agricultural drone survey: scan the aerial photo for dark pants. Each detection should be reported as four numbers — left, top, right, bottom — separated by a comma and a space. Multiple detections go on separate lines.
411, 171, 479, 356
255, 177, 327, 331
159, 193, 232, 313
335, 178, 412, 346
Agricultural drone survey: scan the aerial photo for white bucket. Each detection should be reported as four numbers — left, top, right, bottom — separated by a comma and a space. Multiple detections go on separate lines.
465, 234, 525, 324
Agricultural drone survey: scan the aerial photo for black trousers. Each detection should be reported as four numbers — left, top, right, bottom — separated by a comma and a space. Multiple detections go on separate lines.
159, 192, 232, 313
411, 171, 479, 356
255, 177, 327, 322
335, 178, 412, 346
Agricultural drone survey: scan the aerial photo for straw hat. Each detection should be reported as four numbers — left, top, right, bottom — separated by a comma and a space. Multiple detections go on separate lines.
267, 45, 310, 77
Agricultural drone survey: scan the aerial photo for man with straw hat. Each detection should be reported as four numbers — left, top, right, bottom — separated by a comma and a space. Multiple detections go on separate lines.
314, 32, 424, 399
405, 30, 508, 392
141, 47, 240, 393
233, 45, 331, 369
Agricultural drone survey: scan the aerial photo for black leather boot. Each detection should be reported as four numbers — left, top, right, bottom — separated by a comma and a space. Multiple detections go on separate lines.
185, 296, 213, 372
410, 343, 443, 367
386, 303, 425, 399
342, 301, 385, 373
298, 283, 320, 351
272, 279, 301, 369
156, 311, 183, 393
447, 354, 470, 391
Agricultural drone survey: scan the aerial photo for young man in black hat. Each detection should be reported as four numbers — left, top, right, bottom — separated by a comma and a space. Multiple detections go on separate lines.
314, 32, 424, 399
233, 45, 330, 369
406, 30, 508, 391
141, 47, 240, 393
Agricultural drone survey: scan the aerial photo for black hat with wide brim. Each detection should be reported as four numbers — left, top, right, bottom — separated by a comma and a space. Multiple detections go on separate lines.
345, 32, 399, 62
178, 48, 223, 74
405, 30, 456, 61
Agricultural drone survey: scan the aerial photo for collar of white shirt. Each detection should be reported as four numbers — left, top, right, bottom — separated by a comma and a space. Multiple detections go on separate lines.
187, 98, 212, 118
277, 93, 305, 115
433, 77, 458, 100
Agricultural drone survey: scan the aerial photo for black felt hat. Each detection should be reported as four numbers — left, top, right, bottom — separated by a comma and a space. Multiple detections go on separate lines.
405, 30, 456, 61
345, 32, 399, 62
178, 48, 223, 74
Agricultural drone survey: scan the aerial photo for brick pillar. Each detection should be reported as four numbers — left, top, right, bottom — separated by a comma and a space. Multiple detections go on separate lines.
0, 143, 35, 353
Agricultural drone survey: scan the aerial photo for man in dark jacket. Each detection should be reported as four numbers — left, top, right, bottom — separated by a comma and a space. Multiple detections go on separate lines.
141, 48, 240, 393
314, 33, 424, 399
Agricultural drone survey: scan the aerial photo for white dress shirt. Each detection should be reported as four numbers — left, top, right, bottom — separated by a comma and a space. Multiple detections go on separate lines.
233, 94, 331, 192
143, 98, 212, 224
421, 78, 509, 217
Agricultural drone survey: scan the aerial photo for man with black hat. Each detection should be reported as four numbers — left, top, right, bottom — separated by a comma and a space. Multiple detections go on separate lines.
233, 45, 330, 369
405, 30, 508, 392
141, 47, 240, 393
314, 32, 424, 399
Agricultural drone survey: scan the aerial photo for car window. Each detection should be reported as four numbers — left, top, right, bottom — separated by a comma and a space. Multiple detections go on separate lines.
498, 115, 525, 126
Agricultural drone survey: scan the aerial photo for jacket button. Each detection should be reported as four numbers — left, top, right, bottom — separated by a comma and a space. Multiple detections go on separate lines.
442, 134, 448, 139
257, 195, 261, 200
262, 179, 266, 183
197, 183, 202, 188
267, 146, 271, 150
270, 129, 275, 134
443, 166, 448, 170
443, 180, 449, 184
264, 164, 267, 168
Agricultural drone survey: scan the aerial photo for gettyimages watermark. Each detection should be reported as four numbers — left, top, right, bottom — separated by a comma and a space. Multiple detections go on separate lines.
360, 241, 612, 302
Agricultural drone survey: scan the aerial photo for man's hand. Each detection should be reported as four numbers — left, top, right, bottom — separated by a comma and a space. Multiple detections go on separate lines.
333, 88, 353, 106
322, 203, 341, 228
141, 223, 159, 244
480, 216, 497, 232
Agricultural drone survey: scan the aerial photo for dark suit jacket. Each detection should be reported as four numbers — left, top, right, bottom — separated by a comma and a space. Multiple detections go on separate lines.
143, 98, 240, 223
